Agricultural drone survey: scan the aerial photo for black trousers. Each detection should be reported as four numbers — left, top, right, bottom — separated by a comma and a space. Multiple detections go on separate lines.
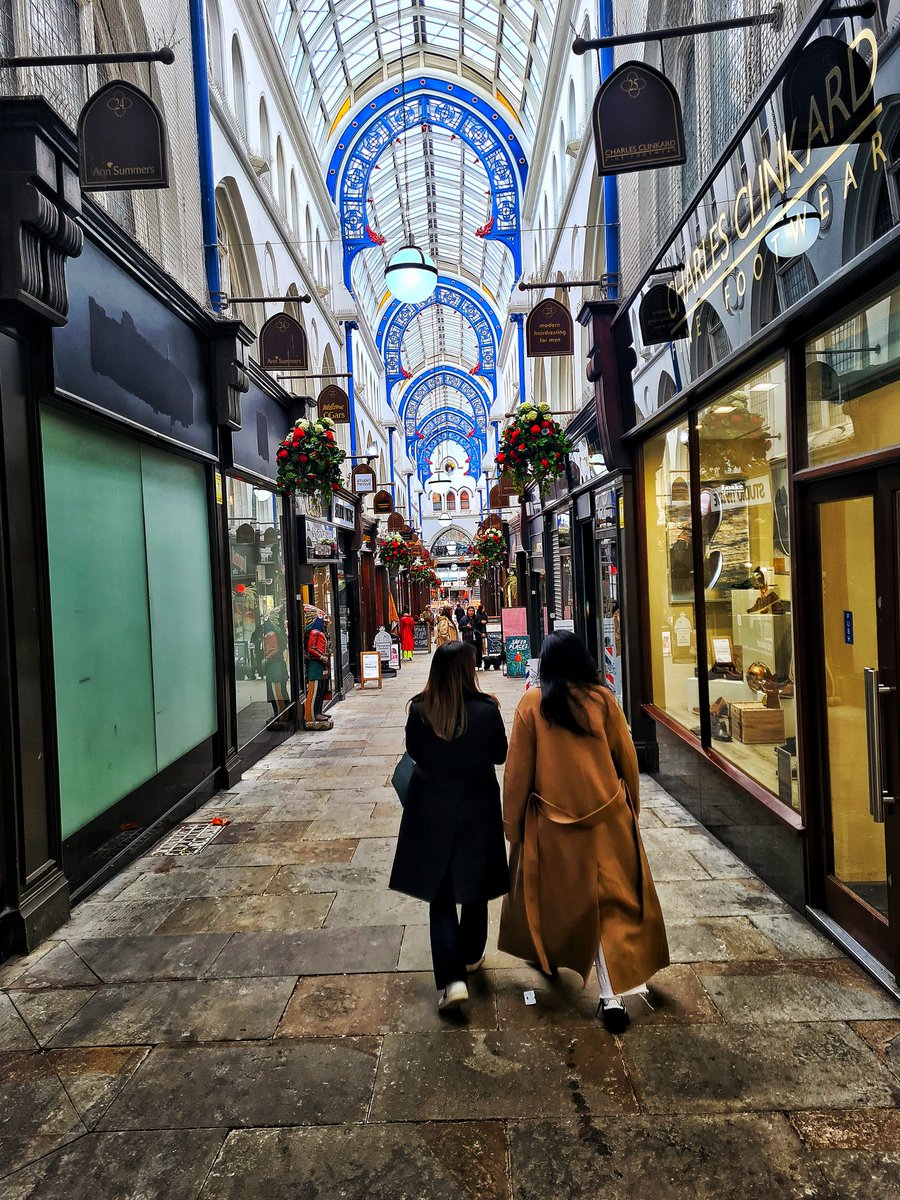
429, 871, 488, 989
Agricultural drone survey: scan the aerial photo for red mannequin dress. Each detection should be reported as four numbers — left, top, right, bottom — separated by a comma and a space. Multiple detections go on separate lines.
399, 613, 416, 661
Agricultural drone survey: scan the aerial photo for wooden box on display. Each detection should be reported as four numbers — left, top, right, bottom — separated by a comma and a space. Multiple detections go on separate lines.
728, 701, 785, 744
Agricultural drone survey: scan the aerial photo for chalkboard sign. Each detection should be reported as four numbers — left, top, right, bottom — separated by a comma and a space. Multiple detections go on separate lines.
486, 629, 503, 657
505, 635, 530, 677
413, 622, 430, 653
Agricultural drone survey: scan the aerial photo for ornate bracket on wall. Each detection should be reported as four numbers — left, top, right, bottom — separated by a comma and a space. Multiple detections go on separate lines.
211, 319, 254, 430
0, 99, 84, 326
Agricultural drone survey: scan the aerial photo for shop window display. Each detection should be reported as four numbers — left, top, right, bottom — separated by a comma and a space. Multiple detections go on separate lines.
697, 363, 798, 808
807, 282, 900, 468
228, 477, 290, 747
641, 420, 697, 723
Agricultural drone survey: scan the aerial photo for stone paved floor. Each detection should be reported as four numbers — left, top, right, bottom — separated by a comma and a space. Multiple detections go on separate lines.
1, 658, 899, 1198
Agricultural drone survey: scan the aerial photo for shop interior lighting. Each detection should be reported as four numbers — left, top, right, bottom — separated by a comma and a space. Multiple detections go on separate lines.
385, 244, 439, 304
763, 198, 821, 259
750, 382, 777, 393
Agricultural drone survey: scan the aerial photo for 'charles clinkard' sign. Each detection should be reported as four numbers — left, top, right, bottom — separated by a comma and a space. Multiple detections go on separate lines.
660, 29, 883, 339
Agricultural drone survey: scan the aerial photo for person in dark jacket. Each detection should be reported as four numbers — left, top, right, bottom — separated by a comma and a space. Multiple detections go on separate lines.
459, 605, 476, 649
473, 604, 488, 669
390, 641, 509, 1011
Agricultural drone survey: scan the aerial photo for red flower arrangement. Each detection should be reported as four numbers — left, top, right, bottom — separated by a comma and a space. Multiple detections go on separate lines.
408, 561, 440, 587
467, 526, 507, 587
497, 402, 572, 495
275, 417, 345, 507
379, 537, 413, 570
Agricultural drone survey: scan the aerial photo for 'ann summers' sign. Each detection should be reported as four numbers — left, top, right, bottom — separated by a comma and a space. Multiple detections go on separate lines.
259, 314, 308, 370
79, 81, 169, 190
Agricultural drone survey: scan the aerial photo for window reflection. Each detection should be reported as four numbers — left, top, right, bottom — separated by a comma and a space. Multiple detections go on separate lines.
228, 477, 290, 746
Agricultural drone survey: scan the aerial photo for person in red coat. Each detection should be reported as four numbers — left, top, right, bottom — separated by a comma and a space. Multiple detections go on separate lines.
399, 610, 416, 661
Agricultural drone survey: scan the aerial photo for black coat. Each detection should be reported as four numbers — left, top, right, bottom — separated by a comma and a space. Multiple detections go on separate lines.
389, 693, 509, 904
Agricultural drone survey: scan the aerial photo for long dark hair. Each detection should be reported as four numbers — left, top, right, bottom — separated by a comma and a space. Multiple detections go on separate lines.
413, 641, 496, 739
539, 630, 602, 737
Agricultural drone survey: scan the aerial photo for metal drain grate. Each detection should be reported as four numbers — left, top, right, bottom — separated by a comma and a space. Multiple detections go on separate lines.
150, 823, 227, 856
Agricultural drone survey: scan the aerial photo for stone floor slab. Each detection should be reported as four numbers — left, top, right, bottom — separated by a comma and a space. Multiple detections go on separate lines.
369, 1029, 637, 1121
303, 813, 402, 840
276, 971, 498, 1036
0, 992, 38, 1049
207, 925, 403, 977
625, 1021, 898, 1113
6, 989, 96, 1048
698, 961, 900, 1023
98, 1038, 379, 1129
324, 888, 428, 927
790, 1110, 900, 1200
47, 1046, 151, 1128
2, 1130, 226, 1199
1, 942, 100, 991
748, 912, 844, 959
267, 862, 391, 895
0, 1051, 84, 1139
48, 977, 297, 1046
664, 917, 780, 963
654, 878, 789, 920
850, 1020, 900, 1078
155, 892, 334, 935
70, 934, 231, 983
199, 1122, 509, 1200
57, 899, 180, 940
350, 837, 398, 867
210, 820, 313, 844
115, 865, 277, 902
507, 1114, 832, 1200
212, 839, 358, 867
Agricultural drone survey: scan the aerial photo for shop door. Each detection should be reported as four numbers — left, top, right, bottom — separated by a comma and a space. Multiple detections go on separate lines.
598, 535, 624, 703
810, 471, 900, 974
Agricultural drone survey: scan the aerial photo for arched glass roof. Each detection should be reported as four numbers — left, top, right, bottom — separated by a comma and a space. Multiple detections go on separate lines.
271, 0, 551, 151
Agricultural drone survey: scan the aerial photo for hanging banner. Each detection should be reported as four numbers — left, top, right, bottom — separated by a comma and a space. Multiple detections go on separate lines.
259, 314, 308, 370
782, 35, 877, 149
372, 489, 394, 514
78, 80, 169, 191
591, 61, 686, 176
317, 384, 351, 424
639, 284, 688, 344
526, 298, 574, 357
351, 463, 376, 494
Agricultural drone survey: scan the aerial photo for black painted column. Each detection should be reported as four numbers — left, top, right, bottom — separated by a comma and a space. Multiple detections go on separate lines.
0, 100, 85, 955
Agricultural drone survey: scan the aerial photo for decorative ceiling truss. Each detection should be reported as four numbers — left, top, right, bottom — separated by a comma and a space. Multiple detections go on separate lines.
377, 276, 501, 404
401, 366, 489, 453
417, 423, 483, 483
327, 81, 526, 291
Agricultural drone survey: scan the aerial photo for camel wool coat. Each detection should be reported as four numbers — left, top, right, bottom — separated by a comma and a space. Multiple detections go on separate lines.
498, 685, 669, 991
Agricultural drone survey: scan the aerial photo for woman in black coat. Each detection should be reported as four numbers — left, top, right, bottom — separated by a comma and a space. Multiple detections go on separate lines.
390, 641, 508, 1011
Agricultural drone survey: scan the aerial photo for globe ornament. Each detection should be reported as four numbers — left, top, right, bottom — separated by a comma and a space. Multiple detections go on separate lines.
746, 661, 781, 710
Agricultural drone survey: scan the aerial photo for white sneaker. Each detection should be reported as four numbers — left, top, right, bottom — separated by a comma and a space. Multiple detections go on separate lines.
438, 981, 469, 1010
466, 955, 485, 973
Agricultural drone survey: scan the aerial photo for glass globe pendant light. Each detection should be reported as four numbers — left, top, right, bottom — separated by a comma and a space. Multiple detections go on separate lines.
383, 0, 438, 305
763, 197, 821, 260
385, 244, 438, 304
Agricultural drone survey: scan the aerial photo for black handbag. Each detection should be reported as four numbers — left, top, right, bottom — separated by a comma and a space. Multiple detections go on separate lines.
391, 752, 416, 807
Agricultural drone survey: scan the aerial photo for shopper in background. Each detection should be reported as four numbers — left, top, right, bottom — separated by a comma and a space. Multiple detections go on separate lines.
435, 606, 458, 648
453, 601, 466, 629
499, 630, 668, 1032
459, 605, 477, 651
473, 604, 488, 670
399, 609, 416, 661
390, 641, 508, 1011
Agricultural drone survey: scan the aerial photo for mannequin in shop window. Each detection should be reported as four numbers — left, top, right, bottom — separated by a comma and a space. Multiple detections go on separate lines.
304, 604, 333, 731
261, 608, 290, 725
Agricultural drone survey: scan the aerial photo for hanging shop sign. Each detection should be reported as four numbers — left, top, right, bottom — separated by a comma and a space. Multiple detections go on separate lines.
298, 516, 340, 564
317, 384, 351, 424
387, 511, 406, 532
330, 497, 356, 530
78, 80, 169, 191
591, 61, 685, 176
526, 299, 574, 357
639, 28, 883, 361
259, 314, 308, 370
639, 284, 688, 344
352, 464, 376, 494
782, 35, 877, 149
372, 489, 394, 514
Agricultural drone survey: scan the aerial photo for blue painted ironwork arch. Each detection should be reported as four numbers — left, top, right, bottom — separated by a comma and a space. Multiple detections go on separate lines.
327, 79, 527, 288
417, 424, 483, 484
401, 367, 490, 448
377, 278, 501, 404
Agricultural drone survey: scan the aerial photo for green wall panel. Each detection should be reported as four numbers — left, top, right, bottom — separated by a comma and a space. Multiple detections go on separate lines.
42, 409, 158, 838
141, 449, 217, 768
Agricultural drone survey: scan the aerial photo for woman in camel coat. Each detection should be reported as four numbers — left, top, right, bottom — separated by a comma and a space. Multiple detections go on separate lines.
499, 631, 668, 1030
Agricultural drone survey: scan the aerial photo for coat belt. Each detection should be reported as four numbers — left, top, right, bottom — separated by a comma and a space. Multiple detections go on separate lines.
521, 781, 644, 975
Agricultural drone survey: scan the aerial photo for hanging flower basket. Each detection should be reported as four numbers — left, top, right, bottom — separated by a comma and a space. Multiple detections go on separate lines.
698, 400, 772, 478
497, 401, 572, 496
473, 526, 506, 567
466, 557, 487, 588
379, 537, 413, 571
408, 561, 440, 587
276, 417, 345, 508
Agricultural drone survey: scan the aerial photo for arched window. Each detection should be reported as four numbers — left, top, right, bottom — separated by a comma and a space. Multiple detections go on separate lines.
447, 491, 457, 512
275, 137, 286, 213
567, 79, 577, 143
432, 492, 442, 513
543, 195, 550, 260
551, 156, 559, 222
205, 0, 224, 82
315, 229, 322, 281
258, 97, 271, 164
324, 253, 332, 294
305, 206, 313, 261
231, 36, 247, 136
289, 170, 299, 233
460, 490, 470, 512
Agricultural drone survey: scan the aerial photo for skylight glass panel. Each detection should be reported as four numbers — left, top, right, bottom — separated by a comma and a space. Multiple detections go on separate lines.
461, 30, 496, 71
